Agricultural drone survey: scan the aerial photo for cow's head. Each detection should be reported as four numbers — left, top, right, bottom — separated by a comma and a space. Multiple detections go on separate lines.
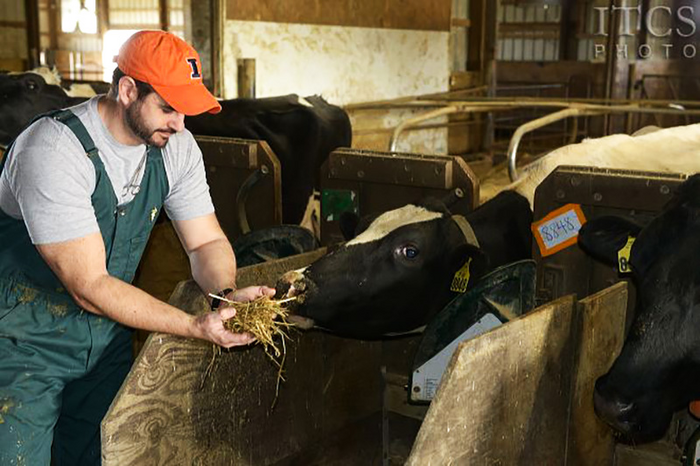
277, 191, 532, 339
0, 72, 84, 147
578, 174, 700, 443
277, 199, 484, 338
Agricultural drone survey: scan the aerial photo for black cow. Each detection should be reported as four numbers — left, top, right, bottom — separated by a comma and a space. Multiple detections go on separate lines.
185, 95, 351, 225
0, 71, 351, 224
578, 174, 700, 443
276, 191, 533, 339
0, 71, 86, 147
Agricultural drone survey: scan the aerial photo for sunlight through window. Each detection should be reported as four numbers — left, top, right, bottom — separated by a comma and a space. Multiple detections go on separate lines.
102, 30, 138, 82
61, 0, 98, 34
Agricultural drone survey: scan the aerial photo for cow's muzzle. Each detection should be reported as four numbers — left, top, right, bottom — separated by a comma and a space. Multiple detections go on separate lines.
275, 269, 315, 330
593, 388, 636, 435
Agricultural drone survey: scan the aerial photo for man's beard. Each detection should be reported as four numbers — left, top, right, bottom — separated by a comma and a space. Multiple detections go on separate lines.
125, 100, 174, 148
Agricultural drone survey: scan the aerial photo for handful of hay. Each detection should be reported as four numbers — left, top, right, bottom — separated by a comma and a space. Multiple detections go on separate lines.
208, 293, 297, 362
202, 294, 298, 402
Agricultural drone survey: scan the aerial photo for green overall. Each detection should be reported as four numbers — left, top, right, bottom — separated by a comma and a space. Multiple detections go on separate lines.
0, 110, 168, 465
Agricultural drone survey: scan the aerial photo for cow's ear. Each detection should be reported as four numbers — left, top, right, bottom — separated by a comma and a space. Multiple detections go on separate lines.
339, 212, 360, 241
578, 216, 642, 265
416, 197, 450, 215
450, 244, 489, 280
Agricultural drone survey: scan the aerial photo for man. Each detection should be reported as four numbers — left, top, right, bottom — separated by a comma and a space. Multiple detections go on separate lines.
0, 30, 272, 465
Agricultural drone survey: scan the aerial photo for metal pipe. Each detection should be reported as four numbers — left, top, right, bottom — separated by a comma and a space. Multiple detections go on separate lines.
349, 95, 700, 111
382, 100, 700, 158
389, 107, 459, 152
343, 86, 488, 111
236, 166, 268, 234
388, 101, 700, 156
388, 105, 502, 152
507, 108, 605, 182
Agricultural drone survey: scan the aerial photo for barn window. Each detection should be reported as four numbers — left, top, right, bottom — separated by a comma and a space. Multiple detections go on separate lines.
100, 0, 186, 81
498, 0, 562, 62
61, 0, 98, 34
102, 29, 138, 82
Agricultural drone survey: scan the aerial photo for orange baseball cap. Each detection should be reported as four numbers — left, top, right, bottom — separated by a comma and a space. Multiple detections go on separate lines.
115, 30, 221, 116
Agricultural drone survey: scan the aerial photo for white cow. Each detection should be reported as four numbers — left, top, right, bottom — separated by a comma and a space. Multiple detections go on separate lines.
480, 123, 700, 206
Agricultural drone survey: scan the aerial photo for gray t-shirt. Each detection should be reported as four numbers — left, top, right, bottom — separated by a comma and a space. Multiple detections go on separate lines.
0, 96, 215, 244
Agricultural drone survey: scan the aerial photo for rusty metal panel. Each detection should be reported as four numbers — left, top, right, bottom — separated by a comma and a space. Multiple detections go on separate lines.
406, 283, 627, 465
196, 136, 282, 241
320, 148, 479, 246
533, 166, 686, 329
568, 282, 627, 466
407, 294, 578, 465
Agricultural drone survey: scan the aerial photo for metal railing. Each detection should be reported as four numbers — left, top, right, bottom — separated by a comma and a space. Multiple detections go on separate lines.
506, 102, 700, 181
347, 90, 700, 180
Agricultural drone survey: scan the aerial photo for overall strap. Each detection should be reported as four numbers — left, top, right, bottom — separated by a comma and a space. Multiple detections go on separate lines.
50, 110, 100, 160
1, 109, 100, 174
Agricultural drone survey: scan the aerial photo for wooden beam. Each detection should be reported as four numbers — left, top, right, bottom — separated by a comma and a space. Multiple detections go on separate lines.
499, 22, 560, 39
159, 0, 169, 31
47, 0, 58, 50
212, 0, 224, 97
604, 0, 622, 133
226, 0, 451, 31
102, 23, 172, 30
0, 20, 26, 29
500, 22, 561, 30
97, 0, 110, 34
559, 0, 578, 60
450, 18, 471, 28
24, 0, 41, 68
635, 0, 650, 56
466, 0, 485, 72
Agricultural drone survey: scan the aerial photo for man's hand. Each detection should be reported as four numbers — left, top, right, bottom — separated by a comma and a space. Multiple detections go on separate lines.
195, 285, 276, 348
230, 285, 276, 303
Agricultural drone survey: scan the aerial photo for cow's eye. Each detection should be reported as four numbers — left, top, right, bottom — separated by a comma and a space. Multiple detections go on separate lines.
400, 245, 419, 259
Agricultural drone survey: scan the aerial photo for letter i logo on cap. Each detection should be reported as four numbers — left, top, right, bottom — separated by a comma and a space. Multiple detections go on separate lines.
186, 58, 201, 79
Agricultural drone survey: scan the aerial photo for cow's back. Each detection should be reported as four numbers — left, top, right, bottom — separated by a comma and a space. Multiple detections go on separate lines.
186, 94, 351, 224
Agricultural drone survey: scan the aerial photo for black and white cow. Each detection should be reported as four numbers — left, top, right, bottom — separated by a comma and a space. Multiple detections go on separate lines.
276, 190, 533, 339
0, 70, 351, 225
185, 95, 351, 225
578, 173, 700, 443
479, 123, 700, 207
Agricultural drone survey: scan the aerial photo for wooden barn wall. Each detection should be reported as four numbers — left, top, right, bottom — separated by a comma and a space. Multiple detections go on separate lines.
222, 16, 451, 154
496, 61, 611, 140
225, 0, 451, 31
222, 21, 450, 104
0, 0, 27, 70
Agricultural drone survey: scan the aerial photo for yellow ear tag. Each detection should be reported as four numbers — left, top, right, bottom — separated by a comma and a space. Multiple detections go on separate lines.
450, 258, 472, 293
617, 236, 635, 274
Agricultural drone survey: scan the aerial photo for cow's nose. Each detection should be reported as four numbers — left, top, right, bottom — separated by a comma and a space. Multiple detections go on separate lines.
274, 269, 307, 299
593, 386, 636, 433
